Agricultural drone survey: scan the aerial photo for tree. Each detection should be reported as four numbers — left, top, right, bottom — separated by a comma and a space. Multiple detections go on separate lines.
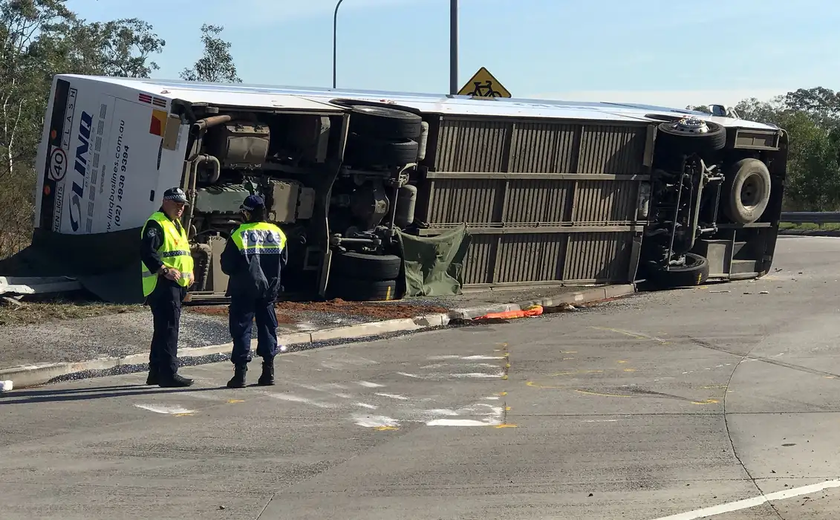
0, 0, 165, 259
180, 24, 240, 83
78, 18, 166, 78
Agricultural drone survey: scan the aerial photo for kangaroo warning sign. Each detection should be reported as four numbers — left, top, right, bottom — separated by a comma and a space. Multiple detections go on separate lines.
457, 67, 511, 98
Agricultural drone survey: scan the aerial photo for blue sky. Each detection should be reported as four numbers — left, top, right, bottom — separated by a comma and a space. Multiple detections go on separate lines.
68, 0, 839, 108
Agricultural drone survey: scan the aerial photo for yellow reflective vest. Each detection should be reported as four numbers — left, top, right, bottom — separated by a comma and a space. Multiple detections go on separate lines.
140, 211, 194, 297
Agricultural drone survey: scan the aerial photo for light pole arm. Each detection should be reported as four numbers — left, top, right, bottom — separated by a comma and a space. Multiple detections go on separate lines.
333, 0, 345, 89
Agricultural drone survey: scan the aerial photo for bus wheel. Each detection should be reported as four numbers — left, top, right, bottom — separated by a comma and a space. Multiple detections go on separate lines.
346, 104, 423, 140
722, 158, 772, 224
332, 250, 402, 280
344, 133, 420, 167
656, 117, 726, 158
330, 278, 399, 302
647, 253, 709, 288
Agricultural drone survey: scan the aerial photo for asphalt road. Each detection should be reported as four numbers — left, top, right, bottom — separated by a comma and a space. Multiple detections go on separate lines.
2, 235, 840, 520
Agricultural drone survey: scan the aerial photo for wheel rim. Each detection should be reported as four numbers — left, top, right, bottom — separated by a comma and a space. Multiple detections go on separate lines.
669, 117, 710, 134
740, 174, 765, 209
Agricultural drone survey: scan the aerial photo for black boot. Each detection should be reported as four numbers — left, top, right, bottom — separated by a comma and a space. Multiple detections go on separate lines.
158, 373, 194, 388
258, 359, 274, 386
227, 365, 247, 388
146, 367, 159, 386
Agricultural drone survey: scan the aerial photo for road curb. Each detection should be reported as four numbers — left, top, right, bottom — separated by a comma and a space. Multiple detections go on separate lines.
0, 283, 636, 391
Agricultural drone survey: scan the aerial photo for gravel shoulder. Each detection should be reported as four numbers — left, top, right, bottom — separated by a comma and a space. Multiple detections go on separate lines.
0, 286, 589, 370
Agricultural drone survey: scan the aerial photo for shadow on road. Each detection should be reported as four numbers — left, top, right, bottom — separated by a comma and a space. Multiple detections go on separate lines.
0, 384, 220, 405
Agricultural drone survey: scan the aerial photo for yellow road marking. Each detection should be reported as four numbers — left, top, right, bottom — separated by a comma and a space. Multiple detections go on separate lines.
691, 399, 720, 405
592, 326, 667, 344
375, 426, 399, 431
495, 424, 518, 429
227, 399, 244, 404
575, 389, 633, 398
551, 369, 604, 376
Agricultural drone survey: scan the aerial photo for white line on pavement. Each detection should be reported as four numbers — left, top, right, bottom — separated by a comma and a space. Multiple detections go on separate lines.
651, 479, 840, 520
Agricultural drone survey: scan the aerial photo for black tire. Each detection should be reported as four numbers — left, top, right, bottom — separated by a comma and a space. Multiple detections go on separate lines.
332, 251, 402, 280
347, 104, 423, 140
331, 279, 398, 301
345, 133, 419, 166
647, 253, 710, 288
656, 119, 727, 157
722, 158, 772, 224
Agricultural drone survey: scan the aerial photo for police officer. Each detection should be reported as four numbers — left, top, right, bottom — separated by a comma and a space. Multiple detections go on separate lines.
220, 194, 288, 388
140, 187, 195, 388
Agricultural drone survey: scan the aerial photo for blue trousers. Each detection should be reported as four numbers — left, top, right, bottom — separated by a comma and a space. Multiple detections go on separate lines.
229, 297, 278, 367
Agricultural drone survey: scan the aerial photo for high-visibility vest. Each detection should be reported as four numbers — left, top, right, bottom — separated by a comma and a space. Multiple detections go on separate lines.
230, 221, 287, 256
140, 211, 194, 297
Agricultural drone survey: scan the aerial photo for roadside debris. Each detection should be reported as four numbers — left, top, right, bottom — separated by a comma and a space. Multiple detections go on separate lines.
0, 380, 12, 392
473, 305, 544, 322
0, 276, 82, 297
0, 296, 22, 308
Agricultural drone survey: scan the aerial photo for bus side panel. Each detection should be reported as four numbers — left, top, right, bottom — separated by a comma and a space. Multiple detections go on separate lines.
44, 80, 185, 235
35, 77, 75, 233
90, 95, 186, 233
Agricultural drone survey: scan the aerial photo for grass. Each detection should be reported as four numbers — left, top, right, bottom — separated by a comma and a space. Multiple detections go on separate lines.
779, 222, 840, 231
0, 297, 143, 327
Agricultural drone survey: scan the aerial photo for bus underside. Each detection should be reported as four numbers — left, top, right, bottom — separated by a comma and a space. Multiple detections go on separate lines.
170, 98, 788, 302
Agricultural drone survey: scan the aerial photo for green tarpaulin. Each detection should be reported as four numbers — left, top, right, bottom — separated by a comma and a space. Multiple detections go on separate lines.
396, 224, 471, 297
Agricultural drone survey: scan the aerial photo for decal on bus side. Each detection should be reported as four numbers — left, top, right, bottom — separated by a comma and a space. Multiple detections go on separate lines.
68, 111, 93, 232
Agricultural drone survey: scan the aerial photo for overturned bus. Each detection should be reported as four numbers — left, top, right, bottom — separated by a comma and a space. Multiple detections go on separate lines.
27, 75, 788, 303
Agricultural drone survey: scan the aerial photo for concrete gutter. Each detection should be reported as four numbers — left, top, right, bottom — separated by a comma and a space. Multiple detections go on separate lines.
0, 283, 636, 391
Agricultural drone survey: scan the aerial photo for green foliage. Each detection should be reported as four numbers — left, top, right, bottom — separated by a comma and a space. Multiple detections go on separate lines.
732, 88, 840, 211
180, 24, 240, 83
0, 0, 238, 259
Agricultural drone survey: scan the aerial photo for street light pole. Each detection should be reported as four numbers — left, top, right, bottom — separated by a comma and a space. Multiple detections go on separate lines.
333, 0, 345, 89
450, 0, 458, 95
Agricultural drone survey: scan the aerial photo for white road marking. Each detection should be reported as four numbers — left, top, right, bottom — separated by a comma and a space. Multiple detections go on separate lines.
451, 372, 504, 378
375, 393, 409, 401
425, 409, 460, 416
134, 404, 195, 415
357, 381, 384, 388
427, 419, 490, 427
353, 414, 399, 428
264, 393, 335, 409
427, 355, 505, 361
651, 479, 840, 520
355, 403, 378, 410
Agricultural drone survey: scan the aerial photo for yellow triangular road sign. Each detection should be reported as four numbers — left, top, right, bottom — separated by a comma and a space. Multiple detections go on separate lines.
457, 67, 511, 98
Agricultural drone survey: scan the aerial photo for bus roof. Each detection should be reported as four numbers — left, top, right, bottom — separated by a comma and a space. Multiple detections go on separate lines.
57, 74, 779, 130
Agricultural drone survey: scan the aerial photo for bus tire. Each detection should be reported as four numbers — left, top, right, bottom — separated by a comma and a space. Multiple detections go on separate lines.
332, 251, 402, 280
345, 133, 419, 166
648, 253, 709, 288
347, 104, 423, 140
722, 158, 772, 224
656, 119, 727, 157
331, 278, 399, 301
